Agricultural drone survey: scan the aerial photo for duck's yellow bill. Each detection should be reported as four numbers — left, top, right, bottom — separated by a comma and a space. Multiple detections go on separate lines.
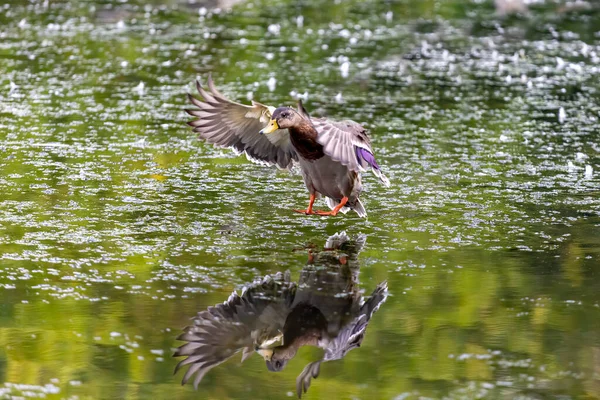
256, 348, 274, 361
260, 119, 279, 134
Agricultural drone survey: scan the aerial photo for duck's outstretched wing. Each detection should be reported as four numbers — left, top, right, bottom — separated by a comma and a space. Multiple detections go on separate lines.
323, 281, 387, 361
312, 118, 390, 187
296, 361, 322, 398
186, 76, 297, 169
295, 281, 388, 399
174, 272, 296, 389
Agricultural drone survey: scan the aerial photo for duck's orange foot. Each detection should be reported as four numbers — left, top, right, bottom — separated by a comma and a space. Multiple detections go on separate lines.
314, 210, 340, 216
314, 196, 349, 217
293, 209, 317, 215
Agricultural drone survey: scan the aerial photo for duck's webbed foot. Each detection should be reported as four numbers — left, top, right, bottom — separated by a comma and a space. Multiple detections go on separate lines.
294, 193, 317, 215
314, 196, 349, 217
294, 209, 317, 215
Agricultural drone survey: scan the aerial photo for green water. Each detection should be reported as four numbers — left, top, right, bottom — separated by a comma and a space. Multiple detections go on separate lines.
1, 0, 600, 398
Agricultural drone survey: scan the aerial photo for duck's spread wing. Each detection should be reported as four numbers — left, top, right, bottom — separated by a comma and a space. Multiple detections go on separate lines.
186, 76, 297, 169
296, 282, 388, 399
323, 281, 388, 360
174, 273, 296, 389
296, 312, 375, 399
313, 119, 390, 186
312, 118, 372, 172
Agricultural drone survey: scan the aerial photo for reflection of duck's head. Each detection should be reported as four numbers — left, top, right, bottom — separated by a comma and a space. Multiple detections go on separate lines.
266, 357, 288, 372
256, 347, 290, 372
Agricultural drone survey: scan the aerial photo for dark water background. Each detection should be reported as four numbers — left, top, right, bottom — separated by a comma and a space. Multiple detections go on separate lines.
1, 0, 600, 398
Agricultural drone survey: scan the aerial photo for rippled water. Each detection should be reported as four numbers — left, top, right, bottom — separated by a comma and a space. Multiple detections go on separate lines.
1, 0, 600, 398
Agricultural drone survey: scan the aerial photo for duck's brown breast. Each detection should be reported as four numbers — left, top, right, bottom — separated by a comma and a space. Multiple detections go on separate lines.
288, 124, 324, 161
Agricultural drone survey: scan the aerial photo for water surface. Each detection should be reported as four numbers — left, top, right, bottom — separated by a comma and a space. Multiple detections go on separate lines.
1, 0, 600, 398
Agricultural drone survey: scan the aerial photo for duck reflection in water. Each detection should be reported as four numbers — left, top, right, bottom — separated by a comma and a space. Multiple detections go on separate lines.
173, 232, 388, 398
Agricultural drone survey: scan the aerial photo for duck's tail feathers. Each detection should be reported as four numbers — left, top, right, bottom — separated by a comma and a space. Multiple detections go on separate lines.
326, 197, 367, 218
352, 199, 367, 218
372, 169, 390, 187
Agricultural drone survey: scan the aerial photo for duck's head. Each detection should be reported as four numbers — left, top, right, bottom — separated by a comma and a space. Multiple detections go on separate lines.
260, 347, 292, 372
260, 107, 303, 134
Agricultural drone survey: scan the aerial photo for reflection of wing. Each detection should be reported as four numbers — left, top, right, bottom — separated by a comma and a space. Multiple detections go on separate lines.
296, 361, 321, 398
313, 118, 390, 186
174, 272, 296, 388
295, 281, 388, 398
186, 75, 298, 169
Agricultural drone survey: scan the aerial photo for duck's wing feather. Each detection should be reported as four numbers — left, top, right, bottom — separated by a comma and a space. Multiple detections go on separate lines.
295, 281, 388, 399
323, 281, 388, 362
312, 118, 390, 186
186, 76, 297, 169
174, 272, 296, 389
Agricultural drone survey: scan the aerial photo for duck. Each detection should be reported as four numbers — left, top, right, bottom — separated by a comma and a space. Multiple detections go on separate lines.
173, 232, 388, 398
186, 75, 390, 217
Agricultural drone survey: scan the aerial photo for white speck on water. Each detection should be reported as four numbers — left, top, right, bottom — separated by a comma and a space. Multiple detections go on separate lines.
340, 61, 350, 78
497, 381, 513, 387
267, 77, 277, 91
296, 15, 304, 28
44, 383, 61, 394
580, 42, 589, 57
110, 332, 122, 338
293, 91, 309, 101
584, 165, 593, 179
198, 7, 207, 16
239, 37, 248, 45
150, 349, 164, 356
69, 381, 82, 386
9, 81, 17, 95
265, 52, 274, 60
421, 40, 431, 57
18, 19, 29, 29
385, 11, 393, 22
575, 152, 588, 161
116, 20, 126, 30
335, 92, 343, 103
268, 24, 280, 35
120, 61, 128, 68
137, 355, 144, 360
558, 107, 566, 123
246, 91, 253, 100
134, 81, 144, 95
568, 161, 576, 172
